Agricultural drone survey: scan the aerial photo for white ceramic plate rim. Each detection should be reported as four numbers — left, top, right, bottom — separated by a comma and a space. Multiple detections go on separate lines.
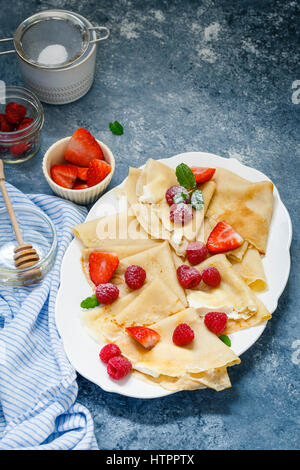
55, 152, 292, 399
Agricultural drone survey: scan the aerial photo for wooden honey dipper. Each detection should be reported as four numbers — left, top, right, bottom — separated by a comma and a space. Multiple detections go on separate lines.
0, 159, 41, 283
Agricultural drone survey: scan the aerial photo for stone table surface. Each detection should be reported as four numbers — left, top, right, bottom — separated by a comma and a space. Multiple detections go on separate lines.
0, 0, 299, 450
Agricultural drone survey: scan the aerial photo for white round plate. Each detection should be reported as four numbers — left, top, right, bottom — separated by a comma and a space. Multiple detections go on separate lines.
55, 152, 292, 399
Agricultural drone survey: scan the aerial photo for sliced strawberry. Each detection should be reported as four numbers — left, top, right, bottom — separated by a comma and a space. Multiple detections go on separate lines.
89, 252, 119, 286
0, 113, 14, 132
5, 102, 27, 124
50, 164, 78, 189
126, 326, 160, 350
190, 167, 215, 184
87, 159, 111, 187
76, 166, 88, 181
73, 182, 88, 190
207, 221, 243, 253
64, 128, 104, 167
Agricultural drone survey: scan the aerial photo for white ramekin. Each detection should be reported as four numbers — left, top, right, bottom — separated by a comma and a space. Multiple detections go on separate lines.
42, 136, 115, 205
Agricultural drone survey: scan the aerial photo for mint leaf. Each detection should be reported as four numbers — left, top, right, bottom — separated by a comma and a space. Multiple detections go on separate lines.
175, 163, 196, 190
219, 334, 231, 347
191, 189, 204, 210
109, 121, 124, 135
173, 192, 188, 204
80, 294, 100, 309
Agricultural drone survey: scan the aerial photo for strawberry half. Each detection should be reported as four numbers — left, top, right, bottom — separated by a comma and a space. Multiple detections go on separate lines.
190, 167, 215, 184
64, 128, 104, 167
50, 164, 78, 189
87, 159, 111, 187
89, 252, 119, 286
126, 326, 160, 350
77, 166, 88, 181
5, 102, 27, 124
207, 221, 243, 253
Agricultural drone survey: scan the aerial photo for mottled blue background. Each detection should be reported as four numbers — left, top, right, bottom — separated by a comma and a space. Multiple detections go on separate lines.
0, 0, 299, 450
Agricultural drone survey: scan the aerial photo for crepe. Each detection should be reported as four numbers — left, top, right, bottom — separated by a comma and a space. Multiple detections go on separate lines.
206, 167, 273, 254
134, 366, 232, 392
187, 253, 271, 332
114, 278, 184, 327
136, 158, 178, 203
117, 240, 187, 306
73, 211, 157, 248
231, 246, 267, 291
114, 308, 240, 378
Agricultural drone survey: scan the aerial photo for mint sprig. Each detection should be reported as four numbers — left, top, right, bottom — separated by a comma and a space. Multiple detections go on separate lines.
175, 163, 196, 190
219, 335, 231, 347
109, 121, 124, 135
175, 163, 205, 211
173, 192, 188, 204
80, 294, 100, 309
191, 189, 204, 210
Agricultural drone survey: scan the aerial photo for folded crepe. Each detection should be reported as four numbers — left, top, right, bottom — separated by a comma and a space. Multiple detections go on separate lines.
206, 167, 273, 254
134, 366, 232, 392
231, 246, 267, 291
84, 278, 185, 343
73, 211, 156, 247
136, 158, 178, 203
187, 253, 271, 332
123, 163, 216, 255
112, 308, 240, 378
117, 240, 187, 307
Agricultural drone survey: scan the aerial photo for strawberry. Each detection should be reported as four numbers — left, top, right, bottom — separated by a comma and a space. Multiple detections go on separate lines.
50, 164, 78, 189
126, 326, 160, 350
190, 167, 215, 184
64, 128, 104, 167
87, 159, 111, 187
89, 252, 119, 286
0, 114, 14, 132
76, 166, 88, 181
207, 221, 243, 253
5, 102, 27, 124
73, 182, 88, 190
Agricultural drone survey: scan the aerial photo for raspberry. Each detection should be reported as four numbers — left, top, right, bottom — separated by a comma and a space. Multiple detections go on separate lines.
165, 185, 190, 205
202, 266, 221, 287
177, 265, 201, 289
173, 323, 195, 346
204, 312, 227, 335
96, 283, 119, 304
186, 242, 208, 265
99, 343, 121, 363
107, 356, 132, 380
0, 114, 13, 132
5, 102, 26, 124
125, 265, 146, 290
170, 203, 193, 225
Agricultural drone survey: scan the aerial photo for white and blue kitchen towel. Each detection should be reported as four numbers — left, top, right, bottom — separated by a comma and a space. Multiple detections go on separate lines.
0, 183, 98, 450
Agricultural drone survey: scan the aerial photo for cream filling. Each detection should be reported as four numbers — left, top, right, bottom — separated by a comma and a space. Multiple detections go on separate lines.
187, 292, 255, 321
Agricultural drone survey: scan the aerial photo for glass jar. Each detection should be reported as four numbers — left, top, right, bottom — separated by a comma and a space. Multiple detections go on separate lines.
0, 86, 44, 163
0, 205, 57, 286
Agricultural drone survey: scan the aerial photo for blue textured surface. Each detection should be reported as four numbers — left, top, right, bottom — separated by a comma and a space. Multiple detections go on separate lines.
0, 0, 299, 450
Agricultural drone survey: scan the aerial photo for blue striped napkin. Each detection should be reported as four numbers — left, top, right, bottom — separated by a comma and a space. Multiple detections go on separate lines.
0, 182, 98, 450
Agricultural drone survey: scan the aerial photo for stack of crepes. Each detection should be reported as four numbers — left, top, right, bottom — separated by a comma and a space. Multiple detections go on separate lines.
73, 158, 274, 392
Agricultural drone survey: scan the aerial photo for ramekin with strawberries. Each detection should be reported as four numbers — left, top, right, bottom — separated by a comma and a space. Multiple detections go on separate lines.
43, 128, 115, 204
